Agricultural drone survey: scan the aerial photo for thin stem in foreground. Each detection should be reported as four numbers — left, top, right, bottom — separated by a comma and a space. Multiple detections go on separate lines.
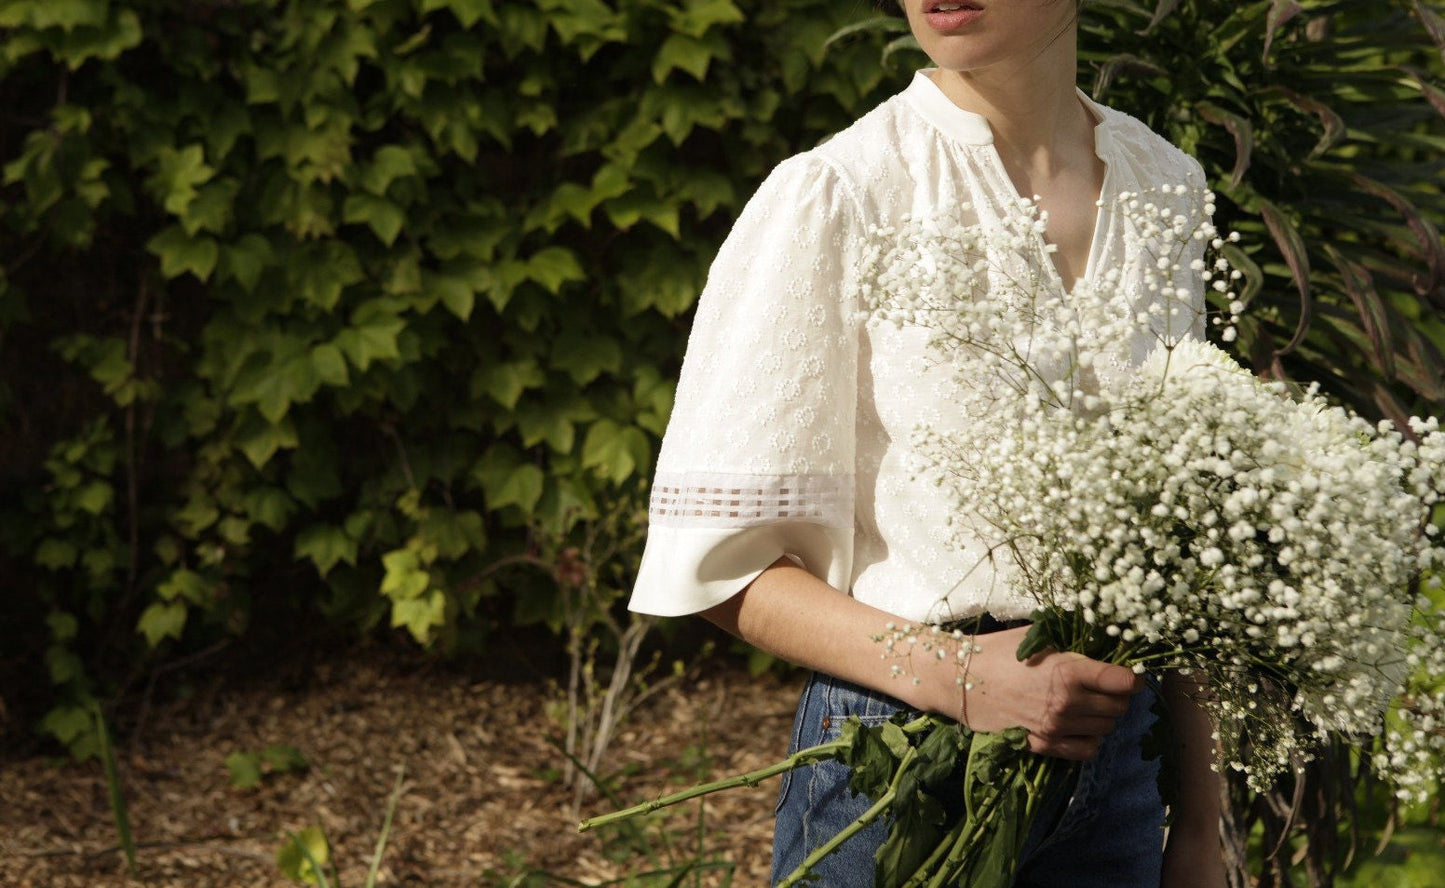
578, 738, 849, 832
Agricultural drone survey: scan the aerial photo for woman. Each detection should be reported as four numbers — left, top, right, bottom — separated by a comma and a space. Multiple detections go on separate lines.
630, 2, 1228, 885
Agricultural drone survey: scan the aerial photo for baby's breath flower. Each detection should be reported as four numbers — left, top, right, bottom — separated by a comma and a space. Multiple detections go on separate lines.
862, 186, 1445, 794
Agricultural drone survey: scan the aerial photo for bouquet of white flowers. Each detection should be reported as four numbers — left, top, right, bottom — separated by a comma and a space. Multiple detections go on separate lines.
581, 189, 1445, 888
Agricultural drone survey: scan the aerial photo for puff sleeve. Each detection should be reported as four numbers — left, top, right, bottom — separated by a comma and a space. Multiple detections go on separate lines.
629, 155, 867, 616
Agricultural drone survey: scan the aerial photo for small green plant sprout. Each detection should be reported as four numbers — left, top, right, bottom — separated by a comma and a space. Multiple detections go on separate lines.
277, 766, 407, 888
91, 699, 137, 879
278, 826, 334, 888
227, 743, 309, 789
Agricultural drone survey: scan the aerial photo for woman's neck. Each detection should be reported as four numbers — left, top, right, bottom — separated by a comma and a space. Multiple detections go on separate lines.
926, 32, 1091, 179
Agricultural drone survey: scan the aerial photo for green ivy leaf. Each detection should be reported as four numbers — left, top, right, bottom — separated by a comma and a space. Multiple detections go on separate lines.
47, 611, 80, 642
262, 743, 308, 773
551, 329, 621, 385
73, 479, 112, 515
652, 32, 727, 83
157, 568, 210, 604
35, 537, 78, 569
242, 486, 296, 531
360, 144, 419, 194
173, 494, 220, 536
232, 348, 321, 424
35, 538, 78, 569
235, 412, 300, 469
420, 0, 497, 29
290, 241, 364, 310
9, 0, 107, 30
220, 233, 275, 293
137, 600, 188, 648
150, 144, 215, 217
181, 176, 240, 236
666, 0, 745, 38
45, 645, 84, 685
580, 419, 650, 484
515, 399, 576, 453
526, 246, 585, 294
333, 316, 404, 371
603, 189, 681, 238
542, 0, 625, 46
146, 225, 219, 281
426, 271, 475, 320
343, 191, 406, 245
391, 589, 447, 644
419, 508, 486, 559
473, 359, 545, 410
490, 462, 545, 513
310, 342, 350, 387
40, 705, 94, 748
381, 548, 431, 600
295, 523, 359, 577
226, 751, 264, 789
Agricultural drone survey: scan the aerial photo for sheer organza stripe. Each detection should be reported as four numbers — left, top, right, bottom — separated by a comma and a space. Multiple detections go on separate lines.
648, 472, 853, 528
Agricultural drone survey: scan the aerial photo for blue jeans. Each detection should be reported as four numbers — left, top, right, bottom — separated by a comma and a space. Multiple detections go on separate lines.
771, 671, 1166, 887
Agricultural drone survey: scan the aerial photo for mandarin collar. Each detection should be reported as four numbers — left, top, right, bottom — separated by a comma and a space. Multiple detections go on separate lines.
903, 69, 1115, 156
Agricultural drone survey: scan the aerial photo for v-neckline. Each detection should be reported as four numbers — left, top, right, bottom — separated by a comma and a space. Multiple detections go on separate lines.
902, 71, 1115, 296
988, 101, 1112, 298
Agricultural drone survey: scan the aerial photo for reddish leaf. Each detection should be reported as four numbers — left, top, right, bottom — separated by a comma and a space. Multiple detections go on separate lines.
1091, 53, 1167, 97
1402, 65, 1445, 124
1348, 171, 1445, 305
1144, 0, 1184, 35
1257, 198, 1312, 354
1259, 86, 1345, 158
1323, 243, 1394, 381
1264, 0, 1303, 62
1413, 0, 1445, 64
1196, 101, 1254, 188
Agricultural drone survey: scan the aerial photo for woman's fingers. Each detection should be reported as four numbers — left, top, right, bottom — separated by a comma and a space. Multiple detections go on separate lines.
1028, 653, 1142, 759
1058, 653, 1143, 696
961, 628, 1144, 759
1030, 734, 1103, 762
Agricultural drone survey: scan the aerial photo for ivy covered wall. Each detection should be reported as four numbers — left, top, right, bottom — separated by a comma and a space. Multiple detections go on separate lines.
1, 0, 1441, 757
0, 0, 904, 749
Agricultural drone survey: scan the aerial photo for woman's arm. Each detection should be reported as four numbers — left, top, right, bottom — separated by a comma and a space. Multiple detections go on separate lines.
703, 557, 1144, 762
1160, 672, 1228, 888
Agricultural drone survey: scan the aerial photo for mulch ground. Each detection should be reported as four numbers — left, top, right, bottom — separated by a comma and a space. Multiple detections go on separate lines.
0, 635, 802, 887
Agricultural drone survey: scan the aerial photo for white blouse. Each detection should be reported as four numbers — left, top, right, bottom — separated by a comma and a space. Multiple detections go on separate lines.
630, 71, 1208, 624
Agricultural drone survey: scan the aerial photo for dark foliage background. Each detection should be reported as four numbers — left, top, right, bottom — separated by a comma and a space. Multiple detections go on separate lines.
1, 11, 1441, 879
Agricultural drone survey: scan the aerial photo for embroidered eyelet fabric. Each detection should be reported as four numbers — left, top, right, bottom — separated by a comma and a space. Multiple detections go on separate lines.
630, 70, 1208, 623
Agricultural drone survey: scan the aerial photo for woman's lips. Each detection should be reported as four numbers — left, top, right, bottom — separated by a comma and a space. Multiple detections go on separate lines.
923, 2, 983, 32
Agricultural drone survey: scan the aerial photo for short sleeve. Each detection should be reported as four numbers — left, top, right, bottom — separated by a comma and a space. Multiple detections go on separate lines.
629, 155, 866, 616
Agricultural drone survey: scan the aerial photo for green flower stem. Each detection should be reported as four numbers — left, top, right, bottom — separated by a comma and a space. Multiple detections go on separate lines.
577, 737, 850, 833
902, 812, 971, 886
933, 781, 1013, 888
777, 746, 921, 888
918, 754, 1054, 888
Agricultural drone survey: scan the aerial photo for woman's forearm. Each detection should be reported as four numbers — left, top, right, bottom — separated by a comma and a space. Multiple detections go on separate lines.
1161, 671, 1224, 833
702, 558, 1146, 762
701, 557, 961, 717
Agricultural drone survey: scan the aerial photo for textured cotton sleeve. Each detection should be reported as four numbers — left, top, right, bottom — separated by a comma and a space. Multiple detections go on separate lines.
629, 155, 866, 616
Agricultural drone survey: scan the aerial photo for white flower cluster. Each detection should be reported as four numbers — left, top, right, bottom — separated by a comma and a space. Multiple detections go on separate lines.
858, 187, 1240, 415
863, 190, 1445, 795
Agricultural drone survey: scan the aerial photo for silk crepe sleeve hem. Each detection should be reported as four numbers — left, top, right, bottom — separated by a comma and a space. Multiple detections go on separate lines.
627, 152, 866, 617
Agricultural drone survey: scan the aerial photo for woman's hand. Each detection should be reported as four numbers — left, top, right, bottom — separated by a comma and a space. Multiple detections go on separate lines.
952, 625, 1144, 761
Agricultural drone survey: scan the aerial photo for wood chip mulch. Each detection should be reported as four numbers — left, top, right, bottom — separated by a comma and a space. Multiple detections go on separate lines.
0, 640, 803, 887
